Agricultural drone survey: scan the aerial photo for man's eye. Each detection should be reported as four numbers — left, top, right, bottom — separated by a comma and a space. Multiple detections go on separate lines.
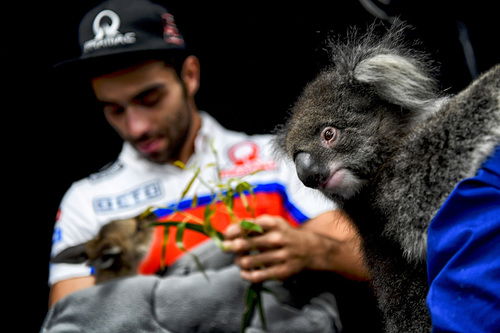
138, 90, 164, 107
103, 104, 124, 115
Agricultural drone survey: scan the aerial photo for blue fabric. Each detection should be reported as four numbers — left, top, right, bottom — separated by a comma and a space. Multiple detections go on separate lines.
427, 146, 500, 333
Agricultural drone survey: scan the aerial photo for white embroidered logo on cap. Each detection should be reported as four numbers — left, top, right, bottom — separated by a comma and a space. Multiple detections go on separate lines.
83, 9, 136, 53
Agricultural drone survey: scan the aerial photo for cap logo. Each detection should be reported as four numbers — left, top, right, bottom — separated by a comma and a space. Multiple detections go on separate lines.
162, 13, 184, 46
83, 9, 136, 53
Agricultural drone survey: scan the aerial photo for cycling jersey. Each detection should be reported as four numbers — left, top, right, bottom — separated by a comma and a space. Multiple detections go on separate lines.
49, 112, 334, 285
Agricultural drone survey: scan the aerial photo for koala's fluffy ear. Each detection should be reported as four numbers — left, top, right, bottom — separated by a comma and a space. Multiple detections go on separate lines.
90, 246, 122, 270
353, 53, 439, 113
51, 243, 89, 264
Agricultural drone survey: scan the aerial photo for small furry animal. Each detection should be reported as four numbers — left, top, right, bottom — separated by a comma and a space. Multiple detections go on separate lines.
51, 213, 155, 283
276, 22, 499, 332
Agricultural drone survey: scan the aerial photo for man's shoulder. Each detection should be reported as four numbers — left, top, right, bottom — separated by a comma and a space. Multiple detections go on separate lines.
68, 160, 128, 193
87, 160, 126, 183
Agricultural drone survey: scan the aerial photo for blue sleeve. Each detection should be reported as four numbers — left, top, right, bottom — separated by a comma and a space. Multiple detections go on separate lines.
426, 147, 500, 333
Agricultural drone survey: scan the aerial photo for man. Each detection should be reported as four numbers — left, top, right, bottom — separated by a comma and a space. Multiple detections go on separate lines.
45, 0, 369, 331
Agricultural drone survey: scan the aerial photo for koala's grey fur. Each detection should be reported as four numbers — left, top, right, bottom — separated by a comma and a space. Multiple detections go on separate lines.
52, 214, 155, 283
276, 22, 499, 332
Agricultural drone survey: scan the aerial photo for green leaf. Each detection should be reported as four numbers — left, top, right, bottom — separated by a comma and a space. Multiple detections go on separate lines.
175, 222, 187, 251
235, 181, 253, 193
160, 226, 170, 270
241, 285, 258, 333
179, 167, 201, 201
240, 220, 263, 233
256, 290, 267, 330
241, 283, 267, 332
175, 222, 209, 281
223, 190, 234, 210
246, 168, 265, 176
188, 251, 209, 281
203, 204, 216, 223
150, 221, 224, 240
191, 193, 198, 208
209, 139, 222, 180
239, 191, 249, 210
138, 206, 156, 220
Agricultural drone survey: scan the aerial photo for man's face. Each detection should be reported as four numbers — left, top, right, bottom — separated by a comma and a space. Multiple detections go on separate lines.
91, 60, 192, 164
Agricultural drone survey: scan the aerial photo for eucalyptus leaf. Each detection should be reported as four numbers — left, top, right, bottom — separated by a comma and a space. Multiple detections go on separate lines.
241, 285, 257, 333
188, 251, 209, 281
235, 181, 253, 193
203, 204, 216, 224
160, 226, 170, 270
191, 193, 198, 208
156, 221, 223, 239
240, 220, 263, 233
180, 167, 201, 201
175, 222, 187, 251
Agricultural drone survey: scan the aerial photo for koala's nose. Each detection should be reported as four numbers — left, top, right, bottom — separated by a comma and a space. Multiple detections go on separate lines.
294, 152, 329, 189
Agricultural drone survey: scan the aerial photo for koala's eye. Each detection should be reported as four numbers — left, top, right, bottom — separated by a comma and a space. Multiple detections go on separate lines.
321, 127, 337, 144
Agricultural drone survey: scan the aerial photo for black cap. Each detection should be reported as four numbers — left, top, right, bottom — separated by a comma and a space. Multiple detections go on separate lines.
55, 0, 186, 74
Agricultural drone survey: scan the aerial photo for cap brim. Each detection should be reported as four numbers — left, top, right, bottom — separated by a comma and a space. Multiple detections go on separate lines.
53, 47, 187, 78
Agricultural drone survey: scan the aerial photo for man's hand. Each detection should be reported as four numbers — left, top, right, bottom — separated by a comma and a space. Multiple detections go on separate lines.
223, 215, 315, 282
222, 211, 370, 283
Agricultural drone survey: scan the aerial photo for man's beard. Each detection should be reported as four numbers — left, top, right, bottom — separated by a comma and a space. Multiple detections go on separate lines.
141, 105, 192, 164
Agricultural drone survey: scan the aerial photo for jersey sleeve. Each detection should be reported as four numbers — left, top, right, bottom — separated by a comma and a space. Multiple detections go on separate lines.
49, 182, 99, 285
426, 148, 500, 332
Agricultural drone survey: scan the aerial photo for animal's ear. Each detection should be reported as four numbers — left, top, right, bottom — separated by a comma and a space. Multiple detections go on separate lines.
353, 54, 438, 113
51, 243, 88, 264
90, 246, 122, 270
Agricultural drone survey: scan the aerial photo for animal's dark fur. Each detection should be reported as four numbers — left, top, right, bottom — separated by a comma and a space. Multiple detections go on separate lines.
276, 22, 499, 332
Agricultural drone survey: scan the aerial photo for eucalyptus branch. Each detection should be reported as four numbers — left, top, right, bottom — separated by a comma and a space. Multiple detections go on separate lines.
140, 142, 268, 331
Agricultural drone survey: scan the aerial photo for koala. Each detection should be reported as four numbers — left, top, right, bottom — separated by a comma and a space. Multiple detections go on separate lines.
51, 213, 156, 283
276, 22, 499, 332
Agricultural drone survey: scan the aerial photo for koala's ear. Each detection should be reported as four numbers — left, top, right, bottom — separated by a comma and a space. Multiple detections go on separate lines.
51, 243, 89, 264
353, 54, 438, 113
90, 246, 122, 270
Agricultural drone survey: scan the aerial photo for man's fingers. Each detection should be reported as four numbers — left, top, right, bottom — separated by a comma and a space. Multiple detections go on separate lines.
235, 249, 287, 270
253, 215, 288, 231
223, 223, 244, 239
240, 264, 293, 283
223, 230, 287, 252
222, 237, 250, 252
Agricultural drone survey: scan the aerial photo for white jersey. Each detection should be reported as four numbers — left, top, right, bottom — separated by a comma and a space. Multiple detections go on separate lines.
49, 112, 334, 285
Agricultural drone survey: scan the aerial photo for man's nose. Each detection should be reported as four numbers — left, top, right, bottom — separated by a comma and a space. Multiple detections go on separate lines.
125, 107, 152, 138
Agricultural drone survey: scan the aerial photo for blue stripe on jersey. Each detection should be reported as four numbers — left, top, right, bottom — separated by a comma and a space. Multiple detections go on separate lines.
153, 182, 309, 223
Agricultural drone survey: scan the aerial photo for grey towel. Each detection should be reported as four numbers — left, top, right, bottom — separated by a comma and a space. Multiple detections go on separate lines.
42, 241, 341, 333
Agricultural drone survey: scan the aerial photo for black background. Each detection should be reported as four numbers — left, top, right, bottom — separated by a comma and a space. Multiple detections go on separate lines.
8, 1, 498, 331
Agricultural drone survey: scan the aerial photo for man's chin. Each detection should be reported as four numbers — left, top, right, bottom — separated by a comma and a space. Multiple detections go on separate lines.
137, 150, 170, 165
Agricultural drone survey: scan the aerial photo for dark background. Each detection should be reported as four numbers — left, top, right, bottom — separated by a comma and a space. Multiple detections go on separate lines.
9, 1, 498, 331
